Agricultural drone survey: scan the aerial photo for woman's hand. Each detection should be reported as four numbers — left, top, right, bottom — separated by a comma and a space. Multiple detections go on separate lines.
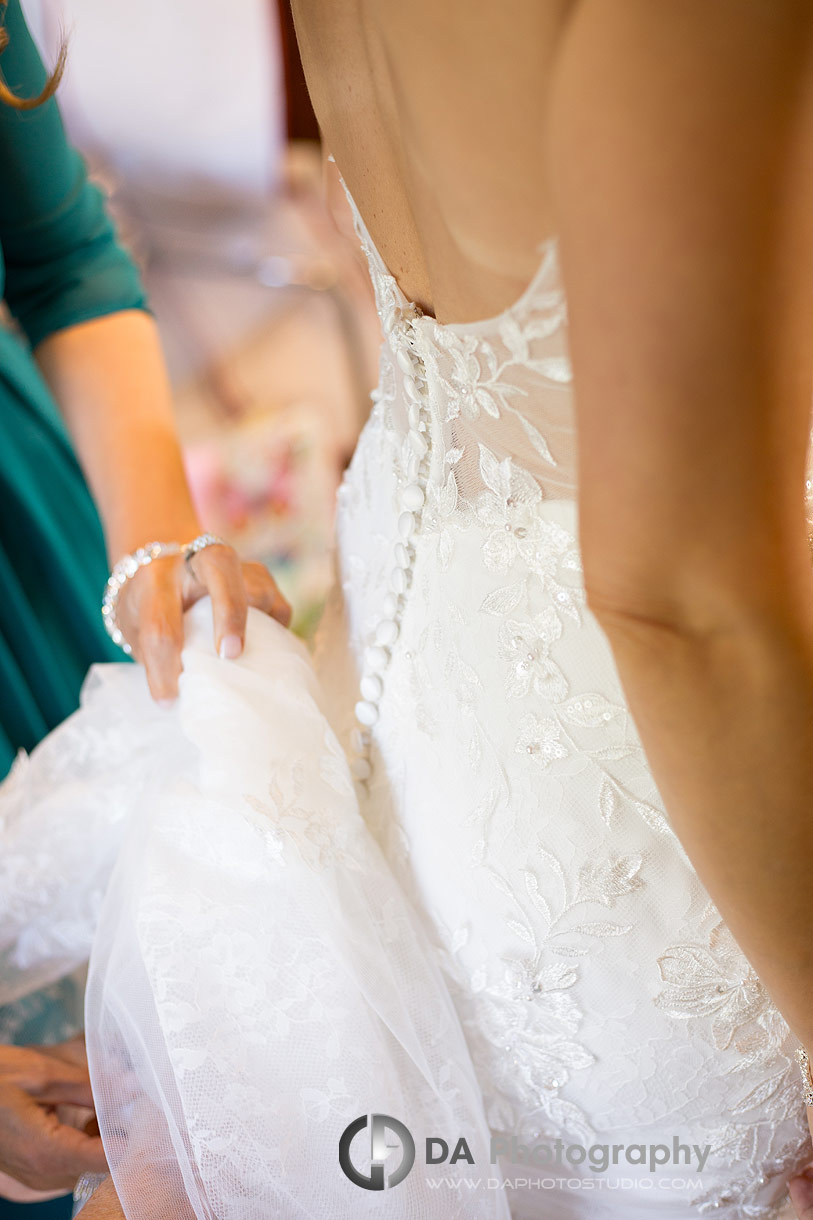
116, 542, 293, 703
34, 313, 293, 703
0, 1043, 106, 1194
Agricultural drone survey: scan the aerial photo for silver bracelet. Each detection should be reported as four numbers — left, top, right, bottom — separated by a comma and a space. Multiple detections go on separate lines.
183, 532, 229, 567
73, 1171, 109, 1213
101, 534, 231, 656
101, 540, 182, 655
795, 1046, 813, 1107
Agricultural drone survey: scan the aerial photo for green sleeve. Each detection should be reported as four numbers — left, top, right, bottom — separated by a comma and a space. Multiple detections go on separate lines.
0, 0, 149, 349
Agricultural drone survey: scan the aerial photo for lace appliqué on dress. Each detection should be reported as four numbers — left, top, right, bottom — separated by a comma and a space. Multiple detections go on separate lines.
317, 179, 813, 1218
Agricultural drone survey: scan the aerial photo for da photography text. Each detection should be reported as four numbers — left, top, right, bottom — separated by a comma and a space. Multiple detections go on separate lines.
338, 1113, 712, 1191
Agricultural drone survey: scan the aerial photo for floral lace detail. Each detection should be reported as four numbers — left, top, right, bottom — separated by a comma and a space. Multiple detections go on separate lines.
242, 727, 365, 876
428, 832, 647, 1148
0, 671, 166, 1008
313, 181, 813, 1217
497, 609, 568, 702
651, 908, 810, 1215
655, 915, 776, 1052
428, 271, 567, 425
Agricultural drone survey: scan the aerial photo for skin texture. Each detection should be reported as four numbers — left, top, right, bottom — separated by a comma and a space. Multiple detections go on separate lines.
34, 310, 292, 701
291, 0, 574, 325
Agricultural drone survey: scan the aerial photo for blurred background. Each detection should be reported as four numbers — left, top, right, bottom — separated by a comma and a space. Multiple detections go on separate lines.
20, 0, 382, 640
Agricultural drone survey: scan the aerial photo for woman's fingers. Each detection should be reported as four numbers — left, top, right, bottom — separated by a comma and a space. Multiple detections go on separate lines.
184, 544, 248, 659
118, 557, 185, 703
184, 552, 293, 657
0, 1047, 94, 1110
0, 1091, 108, 1190
117, 545, 293, 703
242, 561, 293, 628
0, 1047, 107, 1192
34, 1035, 87, 1071
135, 571, 184, 703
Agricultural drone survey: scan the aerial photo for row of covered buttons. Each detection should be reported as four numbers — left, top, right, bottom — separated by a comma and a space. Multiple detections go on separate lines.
350, 307, 430, 786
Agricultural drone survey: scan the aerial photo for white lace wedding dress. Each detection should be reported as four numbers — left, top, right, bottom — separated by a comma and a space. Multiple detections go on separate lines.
308, 183, 813, 1219
1, 183, 812, 1220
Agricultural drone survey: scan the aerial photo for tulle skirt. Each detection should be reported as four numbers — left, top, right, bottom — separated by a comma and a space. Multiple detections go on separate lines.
0, 600, 510, 1219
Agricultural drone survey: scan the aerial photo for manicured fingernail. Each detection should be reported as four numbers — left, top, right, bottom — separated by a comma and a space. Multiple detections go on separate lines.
219, 634, 242, 660
158, 698, 176, 710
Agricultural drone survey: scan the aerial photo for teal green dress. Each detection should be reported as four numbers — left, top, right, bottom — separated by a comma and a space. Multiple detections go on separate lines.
1, 5, 149, 1213
0, 0, 147, 781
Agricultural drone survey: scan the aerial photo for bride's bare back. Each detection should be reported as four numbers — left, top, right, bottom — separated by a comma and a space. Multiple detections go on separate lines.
289, 0, 574, 325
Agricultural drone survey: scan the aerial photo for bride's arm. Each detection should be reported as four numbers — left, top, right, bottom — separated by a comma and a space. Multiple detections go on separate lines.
548, 0, 813, 1048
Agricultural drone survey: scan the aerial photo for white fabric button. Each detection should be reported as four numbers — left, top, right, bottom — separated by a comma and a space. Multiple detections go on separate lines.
350, 756, 372, 780
376, 619, 399, 647
384, 307, 403, 334
404, 376, 423, 403
360, 674, 383, 702
365, 645, 388, 672
355, 700, 379, 727
395, 543, 410, 569
398, 511, 415, 539
383, 592, 398, 618
402, 483, 425, 510
409, 430, 428, 458
408, 405, 421, 430
390, 568, 407, 594
396, 347, 415, 374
